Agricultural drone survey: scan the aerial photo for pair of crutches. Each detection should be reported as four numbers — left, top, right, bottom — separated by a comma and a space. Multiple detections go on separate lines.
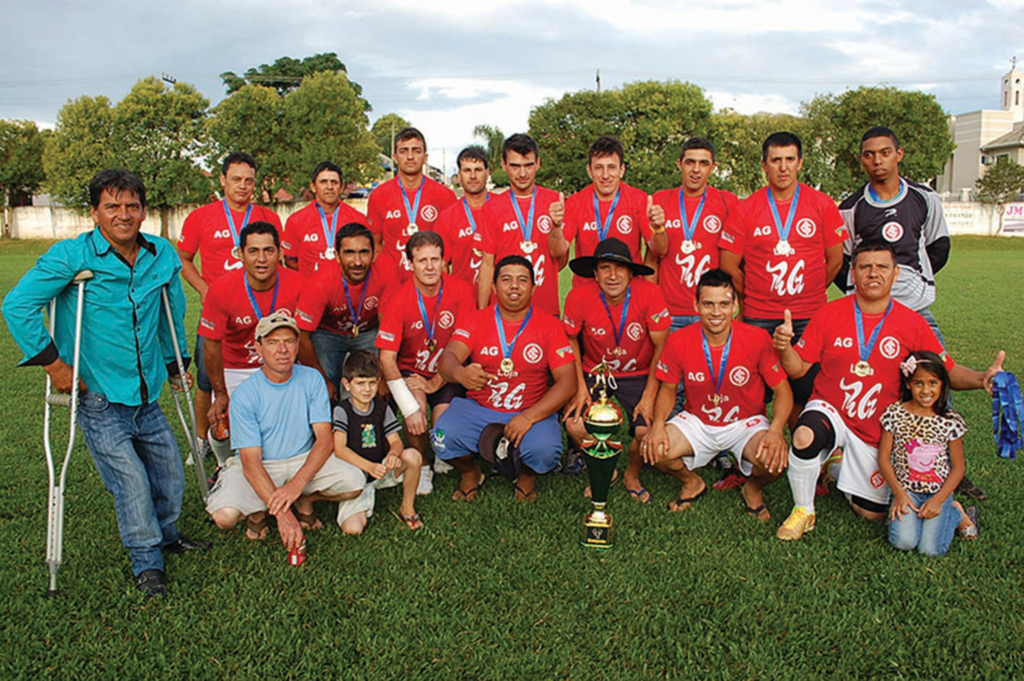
42, 274, 207, 595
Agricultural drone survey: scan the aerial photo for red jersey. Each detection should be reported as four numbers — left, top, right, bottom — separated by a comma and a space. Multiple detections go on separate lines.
366, 176, 457, 282
720, 184, 846, 319
452, 305, 575, 413
563, 183, 652, 287
375, 275, 476, 377
435, 196, 488, 286
281, 200, 368, 278
562, 278, 670, 377
178, 200, 284, 286
656, 321, 785, 426
474, 187, 563, 316
198, 268, 302, 369
651, 186, 738, 315
294, 264, 388, 336
794, 296, 954, 446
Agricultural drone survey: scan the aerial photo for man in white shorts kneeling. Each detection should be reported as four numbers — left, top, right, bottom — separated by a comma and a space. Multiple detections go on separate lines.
643, 269, 792, 520
206, 311, 364, 551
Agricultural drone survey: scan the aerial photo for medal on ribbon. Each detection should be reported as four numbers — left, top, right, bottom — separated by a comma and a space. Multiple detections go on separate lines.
593, 188, 621, 241
678, 188, 707, 256
222, 200, 253, 261
401, 179, 425, 236
509, 189, 537, 255
417, 280, 444, 354
317, 203, 340, 260
343, 270, 371, 337
767, 186, 800, 257
853, 299, 893, 377
600, 285, 631, 360
495, 304, 533, 376
702, 329, 732, 406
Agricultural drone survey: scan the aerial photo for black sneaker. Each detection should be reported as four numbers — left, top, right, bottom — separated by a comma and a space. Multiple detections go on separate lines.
135, 569, 168, 597
164, 536, 212, 554
956, 476, 988, 501
563, 445, 586, 475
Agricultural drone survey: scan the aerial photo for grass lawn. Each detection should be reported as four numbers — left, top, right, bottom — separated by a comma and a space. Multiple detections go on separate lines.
0, 236, 1022, 679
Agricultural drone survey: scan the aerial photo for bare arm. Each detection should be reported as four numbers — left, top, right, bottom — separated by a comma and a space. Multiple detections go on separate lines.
438, 340, 495, 390
719, 250, 744, 303
239, 445, 302, 549
477, 253, 495, 309
772, 310, 813, 379
177, 247, 208, 302
204, 338, 229, 426
283, 256, 300, 271
949, 350, 1005, 395
824, 243, 844, 286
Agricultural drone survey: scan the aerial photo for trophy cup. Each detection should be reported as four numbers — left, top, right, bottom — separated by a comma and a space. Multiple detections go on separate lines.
581, 361, 624, 549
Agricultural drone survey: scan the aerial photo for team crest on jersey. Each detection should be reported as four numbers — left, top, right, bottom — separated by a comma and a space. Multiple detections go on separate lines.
379, 331, 395, 342
703, 215, 722, 234
795, 218, 816, 239
365, 296, 380, 310
729, 366, 750, 387
537, 215, 553, 234
200, 317, 216, 331
879, 336, 900, 360
626, 322, 644, 342
616, 215, 633, 232
420, 205, 438, 222
870, 471, 885, 489
882, 221, 904, 242
303, 233, 320, 242
523, 343, 544, 364
439, 311, 455, 329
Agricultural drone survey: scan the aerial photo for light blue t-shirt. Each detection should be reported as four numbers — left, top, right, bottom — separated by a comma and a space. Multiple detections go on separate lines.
229, 365, 331, 461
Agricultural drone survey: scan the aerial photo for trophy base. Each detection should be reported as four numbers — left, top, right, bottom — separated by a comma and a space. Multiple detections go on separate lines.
581, 507, 613, 549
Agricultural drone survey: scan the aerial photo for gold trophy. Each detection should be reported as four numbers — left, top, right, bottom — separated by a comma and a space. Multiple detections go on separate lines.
581, 361, 624, 549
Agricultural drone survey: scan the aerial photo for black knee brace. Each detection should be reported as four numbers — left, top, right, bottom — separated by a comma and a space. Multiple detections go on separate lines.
792, 411, 836, 460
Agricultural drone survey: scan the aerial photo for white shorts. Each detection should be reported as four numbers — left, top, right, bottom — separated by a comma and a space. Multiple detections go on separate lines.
802, 399, 890, 505
224, 367, 260, 396
666, 412, 769, 476
335, 465, 403, 526
205, 450, 365, 516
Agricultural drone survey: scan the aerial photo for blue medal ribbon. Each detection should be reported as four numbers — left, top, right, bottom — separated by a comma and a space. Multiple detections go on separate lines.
316, 203, 341, 251
701, 329, 732, 398
400, 179, 425, 226
416, 279, 444, 346
243, 274, 280, 320
593, 188, 621, 241
461, 194, 490, 234
343, 270, 371, 332
766, 185, 801, 244
221, 200, 253, 248
992, 371, 1023, 460
867, 178, 907, 204
599, 286, 631, 350
854, 300, 893, 363
495, 304, 533, 361
678, 188, 707, 241
509, 188, 537, 244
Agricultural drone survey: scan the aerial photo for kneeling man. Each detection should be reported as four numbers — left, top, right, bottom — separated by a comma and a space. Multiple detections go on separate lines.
643, 269, 792, 519
206, 312, 364, 550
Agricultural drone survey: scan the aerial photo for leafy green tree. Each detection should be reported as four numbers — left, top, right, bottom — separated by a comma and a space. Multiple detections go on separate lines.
976, 156, 1024, 234
472, 124, 508, 186
206, 84, 286, 203
43, 95, 117, 211
220, 53, 362, 97
280, 71, 378, 192
370, 113, 412, 157
800, 86, 954, 198
709, 109, 803, 198
0, 120, 48, 236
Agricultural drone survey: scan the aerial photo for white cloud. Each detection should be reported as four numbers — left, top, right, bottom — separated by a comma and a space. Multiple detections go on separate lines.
706, 91, 798, 115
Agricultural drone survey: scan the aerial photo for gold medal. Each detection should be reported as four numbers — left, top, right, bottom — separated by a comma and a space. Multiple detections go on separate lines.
232, 246, 242, 261
428, 338, 437, 352
853, 360, 872, 377
500, 358, 514, 375
613, 347, 625, 357
774, 240, 793, 257
681, 239, 696, 254
407, 223, 419, 236
712, 394, 722, 406
324, 247, 336, 260
352, 326, 359, 338
520, 240, 538, 254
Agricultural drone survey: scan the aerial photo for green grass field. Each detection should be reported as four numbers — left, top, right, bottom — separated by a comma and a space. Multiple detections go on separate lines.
0, 237, 1022, 679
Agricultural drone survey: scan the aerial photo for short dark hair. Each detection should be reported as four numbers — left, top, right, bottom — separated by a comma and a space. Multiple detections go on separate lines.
680, 137, 716, 163
899, 350, 952, 417
861, 126, 901, 151
89, 169, 147, 209
312, 161, 343, 184
395, 127, 426, 153
405, 230, 445, 261
762, 132, 802, 161
502, 133, 539, 162
695, 268, 736, 301
221, 152, 257, 175
335, 222, 375, 253
239, 220, 280, 250
494, 254, 534, 284
588, 135, 624, 165
343, 350, 380, 381
457, 146, 489, 170
851, 238, 897, 265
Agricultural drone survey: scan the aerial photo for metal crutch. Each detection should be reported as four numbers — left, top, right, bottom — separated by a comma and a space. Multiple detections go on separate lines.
161, 287, 211, 501
43, 269, 93, 596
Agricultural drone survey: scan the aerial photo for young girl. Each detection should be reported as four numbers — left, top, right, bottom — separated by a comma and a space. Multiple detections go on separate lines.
878, 350, 979, 556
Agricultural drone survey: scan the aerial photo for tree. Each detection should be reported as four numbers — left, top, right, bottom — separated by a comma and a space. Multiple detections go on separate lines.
709, 109, 803, 198
0, 120, 47, 234
280, 71, 379, 193
800, 86, 954, 199
976, 156, 1024, 234
472, 124, 508, 186
220, 53, 362, 97
206, 84, 286, 203
43, 95, 117, 210
370, 113, 412, 157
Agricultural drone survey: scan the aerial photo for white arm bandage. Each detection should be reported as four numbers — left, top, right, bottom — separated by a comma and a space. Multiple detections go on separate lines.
387, 378, 421, 416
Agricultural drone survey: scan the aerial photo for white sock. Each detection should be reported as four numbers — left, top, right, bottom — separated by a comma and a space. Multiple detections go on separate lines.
788, 448, 821, 513
416, 465, 434, 495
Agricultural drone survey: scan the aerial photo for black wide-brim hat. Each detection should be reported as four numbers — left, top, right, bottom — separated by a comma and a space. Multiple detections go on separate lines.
569, 237, 655, 278
478, 423, 521, 481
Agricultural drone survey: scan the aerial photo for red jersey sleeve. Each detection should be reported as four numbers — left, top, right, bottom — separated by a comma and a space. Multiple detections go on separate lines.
177, 210, 202, 255
644, 284, 671, 331
720, 202, 748, 255
374, 297, 405, 352
282, 211, 301, 260
294, 276, 328, 332
794, 309, 826, 365
198, 278, 230, 342
366, 189, 385, 237
756, 330, 786, 388
655, 331, 685, 384
561, 191, 585, 243
561, 287, 584, 337
544, 317, 577, 370
817, 193, 848, 249
474, 204, 497, 255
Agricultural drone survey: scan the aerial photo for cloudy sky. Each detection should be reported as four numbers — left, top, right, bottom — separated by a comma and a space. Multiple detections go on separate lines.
2, 0, 1022, 177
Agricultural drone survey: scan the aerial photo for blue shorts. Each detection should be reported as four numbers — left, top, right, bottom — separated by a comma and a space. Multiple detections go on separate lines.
431, 397, 563, 474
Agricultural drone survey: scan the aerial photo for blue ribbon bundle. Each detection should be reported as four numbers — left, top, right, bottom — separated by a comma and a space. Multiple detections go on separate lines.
992, 371, 1023, 460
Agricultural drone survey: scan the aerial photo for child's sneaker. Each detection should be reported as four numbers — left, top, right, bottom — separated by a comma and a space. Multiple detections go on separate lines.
416, 465, 434, 495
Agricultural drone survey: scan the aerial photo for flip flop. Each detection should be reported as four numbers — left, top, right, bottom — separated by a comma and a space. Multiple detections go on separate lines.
514, 483, 538, 502
957, 506, 979, 539
624, 481, 651, 503
667, 483, 708, 512
245, 514, 269, 541
401, 513, 424, 531
295, 510, 322, 530
744, 502, 770, 522
452, 473, 485, 501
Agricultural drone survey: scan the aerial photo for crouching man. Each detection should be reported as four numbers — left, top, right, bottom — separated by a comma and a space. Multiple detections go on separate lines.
206, 312, 364, 549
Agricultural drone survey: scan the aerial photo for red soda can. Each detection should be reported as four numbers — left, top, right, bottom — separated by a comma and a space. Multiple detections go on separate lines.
213, 415, 230, 441
287, 542, 307, 567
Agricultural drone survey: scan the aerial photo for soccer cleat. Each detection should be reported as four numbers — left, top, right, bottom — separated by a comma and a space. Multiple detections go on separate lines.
776, 508, 816, 541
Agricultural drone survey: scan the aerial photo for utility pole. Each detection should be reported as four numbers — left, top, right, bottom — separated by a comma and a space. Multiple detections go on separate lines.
596, 69, 601, 94
391, 118, 396, 179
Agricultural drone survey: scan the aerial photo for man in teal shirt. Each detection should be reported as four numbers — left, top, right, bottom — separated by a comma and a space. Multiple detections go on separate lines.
3, 169, 208, 597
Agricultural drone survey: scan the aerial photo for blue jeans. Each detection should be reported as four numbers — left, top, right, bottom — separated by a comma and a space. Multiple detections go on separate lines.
76, 393, 185, 575
310, 327, 379, 393
888, 491, 959, 556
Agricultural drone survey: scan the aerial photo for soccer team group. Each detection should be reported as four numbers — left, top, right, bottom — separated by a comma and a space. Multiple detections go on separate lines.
3, 125, 1007, 597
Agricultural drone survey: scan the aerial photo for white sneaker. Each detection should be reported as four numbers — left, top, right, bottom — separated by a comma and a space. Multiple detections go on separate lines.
186, 438, 212, 466
416, 465, 434, 495
433, 458, 454, 475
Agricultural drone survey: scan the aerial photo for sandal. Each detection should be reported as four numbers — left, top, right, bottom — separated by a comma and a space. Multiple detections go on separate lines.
514, 483, 538, 502
295, 509, 322, 530
245, 514, 269, 541
452, 473, 485, 501
957, 506, 979, 539
667, 483, 708, 512
401, 513, 424, 531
